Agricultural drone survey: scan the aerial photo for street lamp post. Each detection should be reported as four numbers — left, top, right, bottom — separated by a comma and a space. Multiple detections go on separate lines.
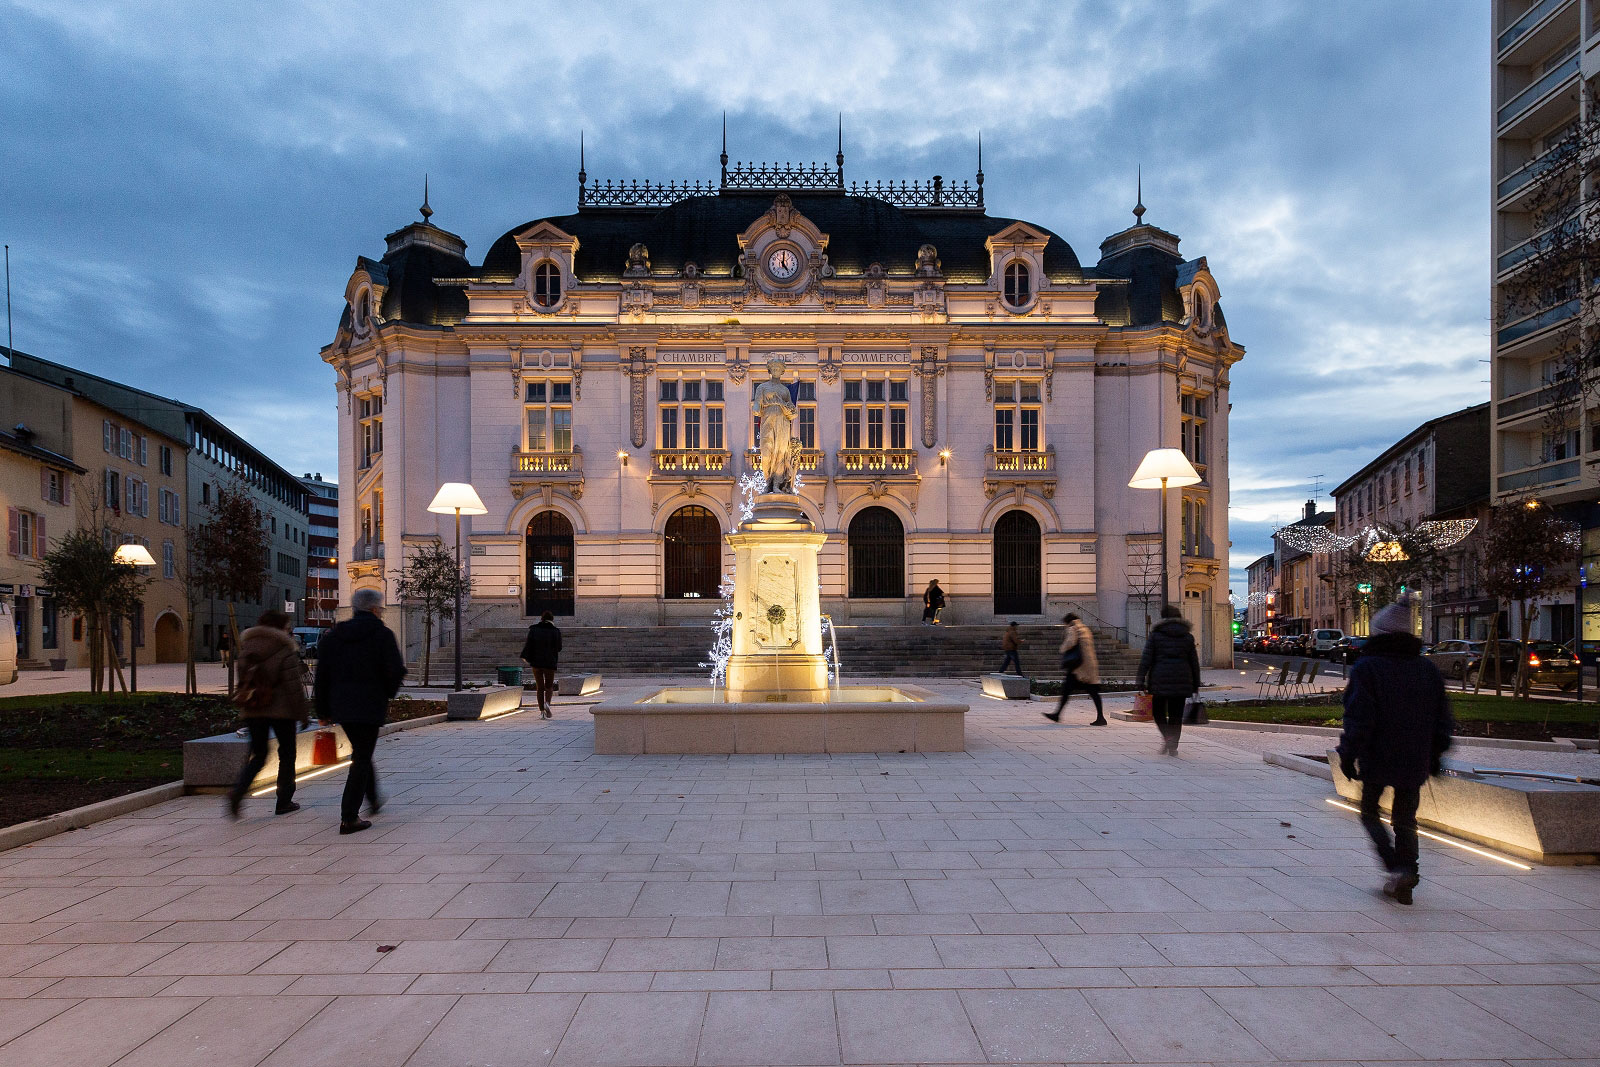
1129, 448, 1202, 610
112, 544, 157, 693
426, 482, 487, 691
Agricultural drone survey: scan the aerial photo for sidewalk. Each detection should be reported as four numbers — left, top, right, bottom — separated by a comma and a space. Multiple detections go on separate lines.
3, 661, 232, 697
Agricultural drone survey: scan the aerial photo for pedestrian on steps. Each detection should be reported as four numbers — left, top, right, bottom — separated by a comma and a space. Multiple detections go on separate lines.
1137, 604, 1201, 755
922, 579, 945, 625
1337, 598, 1453, 905
313, 588, 405, 835
521, 611, 563, 718
227, 609, 311, 819
1045, 613, 1105, 725
999, 622, 1025, 675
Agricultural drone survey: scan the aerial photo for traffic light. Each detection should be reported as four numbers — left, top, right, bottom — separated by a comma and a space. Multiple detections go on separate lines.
1356, 582, 1373, 594
1231, 619, 1242, 634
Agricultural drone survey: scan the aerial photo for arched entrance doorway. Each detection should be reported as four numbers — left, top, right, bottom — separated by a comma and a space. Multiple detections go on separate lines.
664, 505, 722, 599
153, 611, 184, 663
993, 510, 1042, 615
525, 511, 575, 616
848, 506, 904, 599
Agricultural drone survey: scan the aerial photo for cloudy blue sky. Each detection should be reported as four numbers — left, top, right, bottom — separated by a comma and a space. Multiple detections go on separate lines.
0, 1, 1486, 594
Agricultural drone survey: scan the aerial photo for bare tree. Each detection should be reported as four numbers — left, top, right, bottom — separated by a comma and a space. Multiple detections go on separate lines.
392, 539, 467, 686
1481, 499, 1579, 698
188, 483, 269, 694
38, 524, 152, 694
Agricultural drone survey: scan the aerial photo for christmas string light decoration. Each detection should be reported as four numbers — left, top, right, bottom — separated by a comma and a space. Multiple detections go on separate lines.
1272, 524, 1351, 554
1416, 518, 1479, 549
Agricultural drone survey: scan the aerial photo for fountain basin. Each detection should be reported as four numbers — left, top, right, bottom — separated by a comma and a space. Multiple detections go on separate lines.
591, 684, 967, 754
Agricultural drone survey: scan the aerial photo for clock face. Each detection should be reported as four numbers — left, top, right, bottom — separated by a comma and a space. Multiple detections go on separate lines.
767, 247, 800, 281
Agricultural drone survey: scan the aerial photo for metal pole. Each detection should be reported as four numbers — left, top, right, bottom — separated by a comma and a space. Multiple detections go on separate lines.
453, 507, 463, 691
129, 612, 137, 693
1577, 586, 1584, 706
4, 244, 11, 361
1159, 477, 1170, 608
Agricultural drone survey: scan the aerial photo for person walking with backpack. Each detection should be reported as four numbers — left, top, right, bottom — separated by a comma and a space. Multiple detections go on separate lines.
313, 588, 405, 834
227, 609, 310, 818
1137, 604, 1202, 755
998, 622, 1025, 675
921, 579, 945, 625
1337, 599, 1454, 905
1045, 613, 1105, 725
520, 610, 563, 718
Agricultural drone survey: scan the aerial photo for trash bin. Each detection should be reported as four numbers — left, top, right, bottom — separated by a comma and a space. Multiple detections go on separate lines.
496, 665, 523, 687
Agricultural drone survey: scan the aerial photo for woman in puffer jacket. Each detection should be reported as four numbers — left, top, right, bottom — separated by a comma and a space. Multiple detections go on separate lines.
1136, 604, 1202, 755
227, 609, 311, 817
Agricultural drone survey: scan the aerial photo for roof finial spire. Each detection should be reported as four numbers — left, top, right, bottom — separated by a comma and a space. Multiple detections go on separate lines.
976, 131, 984, 186
1132, 164, 1145, 225
420, 174, 433, 223
720, 112, 729, 186
836, 113, 844, 185
578, 131, 586, 186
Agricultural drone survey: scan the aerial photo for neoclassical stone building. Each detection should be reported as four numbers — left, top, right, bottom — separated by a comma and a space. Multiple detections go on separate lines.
323, 147, 1243, 663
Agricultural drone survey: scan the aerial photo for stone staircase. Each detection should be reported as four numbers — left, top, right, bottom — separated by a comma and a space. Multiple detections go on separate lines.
425, 623, 1141, 683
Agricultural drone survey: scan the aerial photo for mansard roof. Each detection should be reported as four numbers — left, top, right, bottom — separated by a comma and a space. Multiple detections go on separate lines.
480, 192, 1084, 286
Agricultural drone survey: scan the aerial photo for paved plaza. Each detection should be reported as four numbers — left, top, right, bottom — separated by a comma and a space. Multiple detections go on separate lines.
2, 682, 1598, 1066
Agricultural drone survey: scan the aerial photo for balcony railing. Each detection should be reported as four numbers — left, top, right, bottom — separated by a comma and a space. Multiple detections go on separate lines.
986, 447, 1055, 475
744, 448, 825, 473
1497, 457, 1580, 492
1497, 297, 1578, 346
1182, 533, 1218, 560
1497, 52, 1578, 128
512, 448, 582, 475
1497, 382, 1569, 420
1498, 0, 1572, 54
352, 540, 384, 562
651, 448, 731, 475
1496, 144, 1573, 203
834, 448, 919, 475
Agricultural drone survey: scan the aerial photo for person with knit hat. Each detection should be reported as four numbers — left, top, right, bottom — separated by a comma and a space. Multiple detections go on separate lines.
1336, 597, 1454, 905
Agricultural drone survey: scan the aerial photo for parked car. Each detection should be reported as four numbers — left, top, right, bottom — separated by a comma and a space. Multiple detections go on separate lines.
1328, 635, 1369, 664
1311, 628, 1345, 657
1233, 636, 1246, 652
292, 626, 324, 659
1466, 640, 1579, 690
1424, 639, 1484, 680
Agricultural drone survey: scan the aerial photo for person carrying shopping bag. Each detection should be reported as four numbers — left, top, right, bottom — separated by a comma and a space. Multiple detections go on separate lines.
1045, 613, 1105, 725
1136, 604, 1201, 755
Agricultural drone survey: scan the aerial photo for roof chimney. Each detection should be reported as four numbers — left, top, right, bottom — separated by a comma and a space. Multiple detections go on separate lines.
1304, 499, 1317, 521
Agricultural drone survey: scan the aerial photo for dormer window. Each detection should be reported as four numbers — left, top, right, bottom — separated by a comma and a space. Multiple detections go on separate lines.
533, 262, 562, 308
1003, 261, 1031, 308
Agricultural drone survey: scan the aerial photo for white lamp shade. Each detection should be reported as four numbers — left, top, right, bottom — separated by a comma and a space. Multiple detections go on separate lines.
1128, 448, 1202, 490
427, 482, 488, 516
113, 544, 157, 567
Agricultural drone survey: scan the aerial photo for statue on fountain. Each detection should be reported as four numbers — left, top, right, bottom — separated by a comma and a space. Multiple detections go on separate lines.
752, 358, 801, 495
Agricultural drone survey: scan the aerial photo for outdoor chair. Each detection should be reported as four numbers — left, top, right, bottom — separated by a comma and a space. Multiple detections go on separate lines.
1256, 662, 1289, 700
1270, 661, 1307, 701
1295, 660, 1320, 698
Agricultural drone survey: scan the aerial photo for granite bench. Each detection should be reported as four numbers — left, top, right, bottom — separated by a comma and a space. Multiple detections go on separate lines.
558, 673, 603, 697
446, 684, 525, 720
980, 673, 1032, 700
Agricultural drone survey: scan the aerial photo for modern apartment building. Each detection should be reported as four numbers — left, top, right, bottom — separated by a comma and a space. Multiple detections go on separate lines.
300, 474, 339, 629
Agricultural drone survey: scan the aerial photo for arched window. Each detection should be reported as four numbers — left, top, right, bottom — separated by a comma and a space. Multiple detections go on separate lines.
665, 505, 721, 599
525, 511, 575, 616
1003, 261, 1031, 307
993, 510, 1042, 615
533, 262, 562, 308
848, 506, 905, 599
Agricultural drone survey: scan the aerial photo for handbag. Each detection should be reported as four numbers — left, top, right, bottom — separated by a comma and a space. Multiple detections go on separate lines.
1183, 699, 1209, 725
1061, 645, 1084, 672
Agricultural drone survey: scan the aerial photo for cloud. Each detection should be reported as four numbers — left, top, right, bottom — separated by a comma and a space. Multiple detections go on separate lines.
2, 1, 1487, 594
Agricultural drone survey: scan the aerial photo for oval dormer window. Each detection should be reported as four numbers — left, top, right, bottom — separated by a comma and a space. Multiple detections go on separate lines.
353, 289, 370, 330
533, 262, 562, 308
1003, 261, 1031, 308
1193, 293, 1211, 328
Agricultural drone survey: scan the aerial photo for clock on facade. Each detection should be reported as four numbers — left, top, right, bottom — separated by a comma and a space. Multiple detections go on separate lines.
766, 247, 800, 281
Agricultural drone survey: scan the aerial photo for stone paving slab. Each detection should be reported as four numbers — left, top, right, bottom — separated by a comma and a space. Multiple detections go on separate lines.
0, 682, 1597, 1065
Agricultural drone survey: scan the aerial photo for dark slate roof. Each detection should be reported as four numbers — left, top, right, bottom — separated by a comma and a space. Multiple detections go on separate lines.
480, 193, 1084, 286
0, 427, 84, 473
377, 243, 471, 326
1093, 243, 1185, 327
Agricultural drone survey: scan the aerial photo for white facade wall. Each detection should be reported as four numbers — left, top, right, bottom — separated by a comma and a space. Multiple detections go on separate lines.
325, 194, 1243, 664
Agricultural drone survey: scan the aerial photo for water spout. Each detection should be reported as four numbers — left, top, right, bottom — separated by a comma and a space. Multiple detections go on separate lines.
821, 613, 841, 700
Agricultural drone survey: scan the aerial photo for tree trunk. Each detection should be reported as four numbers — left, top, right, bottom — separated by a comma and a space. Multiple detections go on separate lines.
184, 603, 197, 695
225, 602, 240, 696
105, 622, 127, 693
86, 613, 100, 694
422, 614, 432, 687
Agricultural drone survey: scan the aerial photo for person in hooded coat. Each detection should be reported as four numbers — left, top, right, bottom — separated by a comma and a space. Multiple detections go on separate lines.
313, 588, 405, 834
922, 580, 945, 625
520, 611, 563, 718
1137, 604, 1201, 755
1337, 599, 1454, 905
227, 609, 310, 818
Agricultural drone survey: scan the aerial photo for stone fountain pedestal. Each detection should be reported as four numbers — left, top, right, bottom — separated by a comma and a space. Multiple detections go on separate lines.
724, 494, 829, 703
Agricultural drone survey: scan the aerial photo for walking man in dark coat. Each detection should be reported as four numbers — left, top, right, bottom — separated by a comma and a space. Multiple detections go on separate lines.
1338, 599, 1454, 905
521, 611, 562, 718
1136, 604, 1202, 755
313, 588, 405, 835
